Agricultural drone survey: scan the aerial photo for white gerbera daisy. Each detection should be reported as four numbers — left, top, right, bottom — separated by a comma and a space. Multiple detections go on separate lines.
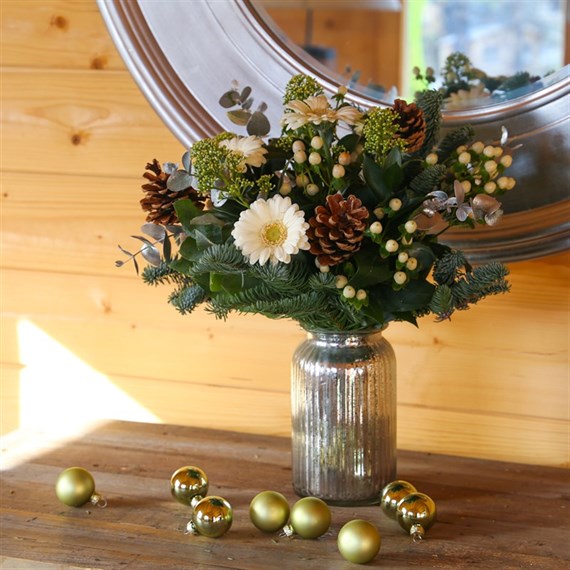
232, 195, 310, 266
281, 94, 363, 130
219, 135, 268, 170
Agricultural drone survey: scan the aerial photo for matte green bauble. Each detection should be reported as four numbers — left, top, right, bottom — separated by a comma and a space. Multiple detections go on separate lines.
396, 492, 437, 540
380, 480, 417, 519
290, 497, 331, 539
337, 519, 382, 564
55, 467, 96, 507
249, 490, 290, 533
170, 466, 208, 506
191, 496, 233, 538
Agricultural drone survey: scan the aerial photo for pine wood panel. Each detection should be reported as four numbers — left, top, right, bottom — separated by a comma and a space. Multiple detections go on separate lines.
1, 69, 183, 178
266, 8, 402, 93
1, 0, 125, 70
1, 421, 568, 569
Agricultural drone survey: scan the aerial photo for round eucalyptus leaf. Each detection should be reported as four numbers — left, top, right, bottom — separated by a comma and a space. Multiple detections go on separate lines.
227, 109, 251, 126
247, 111, 271, 136
167, 170, 195, 192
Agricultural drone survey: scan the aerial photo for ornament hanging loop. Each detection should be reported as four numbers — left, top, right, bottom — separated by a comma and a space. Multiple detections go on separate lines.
410, 524, 425, 543
90, 492, 108, 508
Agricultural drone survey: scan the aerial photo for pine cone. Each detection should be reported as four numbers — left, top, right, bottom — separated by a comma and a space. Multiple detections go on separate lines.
140, 159, 204, 225
393, 99, 426, 153
307, 193, 369, 267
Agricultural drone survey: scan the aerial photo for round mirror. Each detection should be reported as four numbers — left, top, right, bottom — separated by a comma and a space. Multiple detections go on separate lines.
98, 0, 569, 262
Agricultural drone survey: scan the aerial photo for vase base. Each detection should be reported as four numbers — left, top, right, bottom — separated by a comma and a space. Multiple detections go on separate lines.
293, 487, 383, 507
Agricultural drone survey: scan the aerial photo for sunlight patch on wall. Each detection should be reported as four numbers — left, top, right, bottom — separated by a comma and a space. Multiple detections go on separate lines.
0, 319, 159, 470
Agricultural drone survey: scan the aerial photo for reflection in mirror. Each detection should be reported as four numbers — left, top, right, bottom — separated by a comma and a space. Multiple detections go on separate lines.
257, 0, 568, 107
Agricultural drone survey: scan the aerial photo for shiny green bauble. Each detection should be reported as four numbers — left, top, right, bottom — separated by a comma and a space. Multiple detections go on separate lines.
396, 492, 437, 540
170, 466, 208, 506
249, 490, 290, 533
337, 519, 382, 565
55, 467, 95, 507
290, 497, 331, 539
192, 496, 233, 538
380, 480, 417, 519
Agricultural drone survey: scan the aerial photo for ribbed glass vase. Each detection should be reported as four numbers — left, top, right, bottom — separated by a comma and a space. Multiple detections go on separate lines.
291, 329, 397, 505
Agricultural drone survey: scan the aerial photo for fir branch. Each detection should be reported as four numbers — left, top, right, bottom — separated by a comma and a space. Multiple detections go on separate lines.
415, 90, 444, 156
436, 125, 475, 161
168, 284, 208, 315
409, 164, 446, 195
190, 243, 248, 275
429, 284, 454, 321
451, 262, 511, 309
249, 258, 312, 294
433, 250, 471, 286
307, 272, 337, 292
142, 262, 191, 287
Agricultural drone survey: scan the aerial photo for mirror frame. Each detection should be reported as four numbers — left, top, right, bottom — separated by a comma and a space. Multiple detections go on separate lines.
98, 0, 570, 263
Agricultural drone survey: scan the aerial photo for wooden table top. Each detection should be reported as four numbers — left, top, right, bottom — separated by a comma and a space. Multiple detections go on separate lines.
1, 421, 568, 569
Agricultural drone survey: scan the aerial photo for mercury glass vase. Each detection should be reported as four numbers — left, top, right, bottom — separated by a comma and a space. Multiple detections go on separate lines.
291, 329, 397, 505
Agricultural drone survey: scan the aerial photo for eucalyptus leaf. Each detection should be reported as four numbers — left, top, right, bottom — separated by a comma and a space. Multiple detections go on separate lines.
167, 169, 195, 192
140, 243, 161, 266
141, 222, 166, 241
239, 86, 252, 103
219, 90, 239, 108
227, 109, 251, 126
189, 213, 226, 228
257, 101, 268, 113
242, 97, 254, 111
163, 162, 178, 175
247, 111, 271, 136
182, 150, 191, 172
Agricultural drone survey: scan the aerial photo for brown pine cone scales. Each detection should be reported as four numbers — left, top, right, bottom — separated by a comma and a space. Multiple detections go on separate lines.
308, 193, 369, 267
393, 99, 426, 153
140, 159, 204, 225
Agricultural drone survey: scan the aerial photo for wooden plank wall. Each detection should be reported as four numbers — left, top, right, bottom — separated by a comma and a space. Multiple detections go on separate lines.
1, 0, 568, 468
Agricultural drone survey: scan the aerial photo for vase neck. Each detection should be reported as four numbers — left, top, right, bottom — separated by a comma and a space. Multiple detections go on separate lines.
305, 329, 385, 346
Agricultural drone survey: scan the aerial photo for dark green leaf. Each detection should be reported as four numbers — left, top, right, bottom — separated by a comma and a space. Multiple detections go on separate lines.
162, 233, 172, 262
351, 247, 392, 289
383, 162, 404, 191
178, 236, 201, 261
338, 133, 360, 152
363, 154, 390, 202
174, 199, 203, 231
379, 280, 435, 312
169, 257, 193, 275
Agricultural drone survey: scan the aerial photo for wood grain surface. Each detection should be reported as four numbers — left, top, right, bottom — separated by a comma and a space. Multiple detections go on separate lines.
1, 421, 569, 570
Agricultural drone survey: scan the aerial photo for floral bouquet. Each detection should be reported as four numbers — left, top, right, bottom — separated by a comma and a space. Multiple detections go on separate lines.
118, 74, 515, 331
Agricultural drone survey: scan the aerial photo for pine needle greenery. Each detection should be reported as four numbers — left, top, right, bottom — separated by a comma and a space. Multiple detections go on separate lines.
118, 73, 517, 332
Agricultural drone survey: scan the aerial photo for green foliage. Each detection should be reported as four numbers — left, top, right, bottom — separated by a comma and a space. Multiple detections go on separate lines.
436, 126, 475, 161
415, 90, 444, 155
430, 253, 510, 321
168, 284, 208, 315
409, 164, 446, 194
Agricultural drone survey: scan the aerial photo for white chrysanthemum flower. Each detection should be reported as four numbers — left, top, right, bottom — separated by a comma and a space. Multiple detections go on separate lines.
281, 94, 363, 130
219, 135, 268, 170
232, 195, 310, 266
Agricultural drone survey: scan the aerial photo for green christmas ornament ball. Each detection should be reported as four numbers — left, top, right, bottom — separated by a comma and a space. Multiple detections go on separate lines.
289, 497, 331, 539
396, 492, 437, 540
337, 519, 382, 564
170, 466, 209, 506
55, 467, 96, 507
249, 490, 290, 533
380, 480, 417, 519
191, 496, 233, 538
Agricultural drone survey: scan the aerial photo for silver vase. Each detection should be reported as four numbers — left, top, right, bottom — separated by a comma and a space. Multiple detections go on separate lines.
291, 329, 397, 505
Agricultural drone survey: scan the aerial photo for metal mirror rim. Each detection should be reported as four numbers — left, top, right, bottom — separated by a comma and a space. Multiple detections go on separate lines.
97, 0, 570, 263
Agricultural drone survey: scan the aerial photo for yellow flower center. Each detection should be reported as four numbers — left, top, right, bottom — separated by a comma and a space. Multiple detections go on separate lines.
261, 221, 287, 247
